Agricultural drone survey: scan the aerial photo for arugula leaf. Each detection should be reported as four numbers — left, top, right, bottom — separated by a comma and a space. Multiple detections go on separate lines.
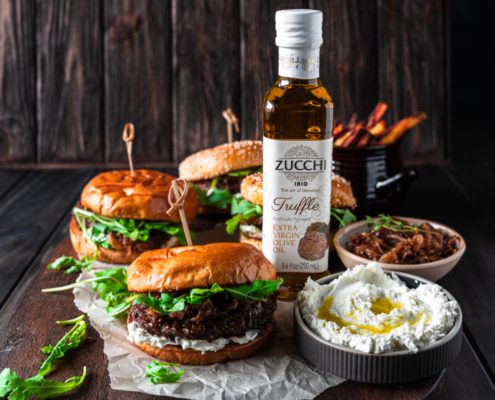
73, 207, 188, 248
0, 367, 87, 400
225, 196, 263, 234
47, 254, 95, 275
331, 208, 357, 228
38, 315, 87, 376
193, 186, 233, 210
145, 361, 184, 384
226, 166, 262, 177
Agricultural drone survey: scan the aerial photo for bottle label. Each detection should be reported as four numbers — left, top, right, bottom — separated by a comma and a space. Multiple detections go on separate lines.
278, 47, 319, 79
262, 137, 333, 273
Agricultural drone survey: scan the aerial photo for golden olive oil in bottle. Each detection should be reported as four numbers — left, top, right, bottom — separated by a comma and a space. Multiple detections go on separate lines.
262, 9, 334, 299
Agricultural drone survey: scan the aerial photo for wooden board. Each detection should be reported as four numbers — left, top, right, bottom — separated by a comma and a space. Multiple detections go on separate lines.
36, 0, 103, 163
310, 0, 378, 122
377, 0, 449, 163
0, 169, 93, 307
104, 0, 173, 163
0, 169, 26, 199
172, 0, 241, 161
0, 0, 36, 163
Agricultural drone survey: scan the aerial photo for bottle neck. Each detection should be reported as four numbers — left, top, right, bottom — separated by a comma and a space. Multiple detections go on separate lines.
278, 47, 320, 80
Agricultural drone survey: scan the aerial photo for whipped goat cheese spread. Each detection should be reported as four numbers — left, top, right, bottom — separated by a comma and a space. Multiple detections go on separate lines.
128, 321, 259, 354
298, 263, 459, 353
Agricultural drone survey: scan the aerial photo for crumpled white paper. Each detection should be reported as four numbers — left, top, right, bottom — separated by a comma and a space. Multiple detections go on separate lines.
73, 270, 344, 399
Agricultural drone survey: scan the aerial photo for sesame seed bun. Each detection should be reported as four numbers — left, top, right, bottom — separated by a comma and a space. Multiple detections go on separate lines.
81, 169, 199, 222
179, 141, 262, 181
128, 321, 273, 365
127, 243, 276, 293
239, 172, 357, 209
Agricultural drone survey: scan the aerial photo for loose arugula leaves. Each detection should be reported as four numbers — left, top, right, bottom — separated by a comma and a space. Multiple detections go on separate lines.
0, 316, 87, 399
225, 196, 263, 235
73, 207, 188, 249
0, 368, 87, 400
331, 208, 357, 229
145, 361, 184, 384
226, 166, 262, 178
38, 315, 87, 376
47, 254, 95, 275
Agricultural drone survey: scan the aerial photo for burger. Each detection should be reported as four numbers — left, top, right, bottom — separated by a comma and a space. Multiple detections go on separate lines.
226, 172, 357, 250
70, 169, 199, 264
126, 243, 280, 364
179, 141, 262, 214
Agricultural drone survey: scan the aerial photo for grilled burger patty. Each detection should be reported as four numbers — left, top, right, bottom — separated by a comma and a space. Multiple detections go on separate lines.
193, 175, 242, 195
71, 216, 174, 252
128, 295, 276, 341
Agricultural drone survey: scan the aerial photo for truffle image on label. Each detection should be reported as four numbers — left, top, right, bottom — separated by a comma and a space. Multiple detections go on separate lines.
298, 222, 330, 260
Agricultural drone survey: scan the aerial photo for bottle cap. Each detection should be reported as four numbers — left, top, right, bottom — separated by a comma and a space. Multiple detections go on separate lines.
275, 9, 323, 49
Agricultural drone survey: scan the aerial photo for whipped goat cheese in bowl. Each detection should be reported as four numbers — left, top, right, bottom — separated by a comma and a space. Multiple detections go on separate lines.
294, 263, 462, 383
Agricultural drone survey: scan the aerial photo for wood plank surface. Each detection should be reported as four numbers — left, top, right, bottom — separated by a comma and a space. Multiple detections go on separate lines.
36, 0, 103, 163
172, 0, 241, 161
239, 0, 308, 140
397, 166, 495, 381
0, 169, 93, 307
310, 0, 378, 122
377, 0, 449, 163
104, 0, 173, 163
0, 0, 36, 163
0, 169, 26, 199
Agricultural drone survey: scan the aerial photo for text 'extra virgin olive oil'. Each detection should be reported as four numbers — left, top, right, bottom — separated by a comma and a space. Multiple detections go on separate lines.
262, 9, 334, 299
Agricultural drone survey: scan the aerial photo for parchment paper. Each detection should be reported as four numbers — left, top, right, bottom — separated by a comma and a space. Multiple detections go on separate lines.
73, 270, 344, 399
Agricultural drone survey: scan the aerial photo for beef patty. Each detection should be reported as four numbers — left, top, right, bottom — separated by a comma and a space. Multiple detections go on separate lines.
129, 294, 276, 341
193, 175, 242, 195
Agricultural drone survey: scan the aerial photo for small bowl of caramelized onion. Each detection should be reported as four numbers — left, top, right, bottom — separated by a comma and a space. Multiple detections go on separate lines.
333, 215, 466, 281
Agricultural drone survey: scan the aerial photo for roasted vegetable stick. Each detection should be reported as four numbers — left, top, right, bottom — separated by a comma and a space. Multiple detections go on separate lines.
333, 123, 345, 138
368, 120, 387, 136
378, 112, 427, 145
342, 124, 365, 147
366, 102, 388, 128
356, 132, 372, 147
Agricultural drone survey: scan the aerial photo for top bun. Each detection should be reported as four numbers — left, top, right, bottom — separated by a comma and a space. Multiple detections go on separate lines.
179, 141, 262, 181
240, 172, 357, 209
81, 169, 199, 222
127, 243, 276, 292
331, 174, 357, 209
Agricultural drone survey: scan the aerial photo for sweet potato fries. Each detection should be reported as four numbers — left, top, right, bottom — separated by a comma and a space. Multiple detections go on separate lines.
333, 102, 427, 148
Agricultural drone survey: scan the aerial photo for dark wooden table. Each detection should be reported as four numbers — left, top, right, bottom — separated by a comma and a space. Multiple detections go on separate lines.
0, 165, 494, 399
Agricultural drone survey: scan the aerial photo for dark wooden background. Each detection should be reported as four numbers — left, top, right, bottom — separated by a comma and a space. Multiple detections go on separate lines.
0, 0, 449, 166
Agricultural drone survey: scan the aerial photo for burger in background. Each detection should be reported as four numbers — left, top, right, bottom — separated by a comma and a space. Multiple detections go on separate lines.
126, 243, 281, 364
226, 172, 357, 251
70, 169, 199, 265
179, 141, 262, 215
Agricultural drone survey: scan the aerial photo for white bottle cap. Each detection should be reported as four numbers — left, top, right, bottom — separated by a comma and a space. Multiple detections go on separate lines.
275, 9, 323, 49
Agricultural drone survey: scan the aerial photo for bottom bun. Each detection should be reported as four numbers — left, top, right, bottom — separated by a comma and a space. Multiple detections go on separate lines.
69, 218, 178, 265
239, 232, 262, 251
132, 322, 274, 365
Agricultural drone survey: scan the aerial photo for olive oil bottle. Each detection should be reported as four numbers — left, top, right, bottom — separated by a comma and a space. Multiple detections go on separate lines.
262, 9, 334, 299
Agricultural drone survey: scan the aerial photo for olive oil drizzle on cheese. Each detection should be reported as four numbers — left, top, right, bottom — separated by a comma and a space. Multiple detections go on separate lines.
317, 296, 428, 335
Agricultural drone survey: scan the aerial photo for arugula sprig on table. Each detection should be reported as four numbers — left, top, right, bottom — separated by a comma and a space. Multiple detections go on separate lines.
47, 254, 95, 275
43, 267, 283, 318
145, 361, 184, 384
0, 316, 87, 400
331, 208, 357, 229
73, 207, 188, 249
225, 196, 263, 235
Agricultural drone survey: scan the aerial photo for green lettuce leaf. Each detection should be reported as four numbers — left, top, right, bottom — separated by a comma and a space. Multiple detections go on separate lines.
331, 208, 357, 228
225, 196, 263, 234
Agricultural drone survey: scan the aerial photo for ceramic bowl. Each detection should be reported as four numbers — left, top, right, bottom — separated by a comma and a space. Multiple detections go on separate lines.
294, 271, 463, 384
333, 217, 466, 281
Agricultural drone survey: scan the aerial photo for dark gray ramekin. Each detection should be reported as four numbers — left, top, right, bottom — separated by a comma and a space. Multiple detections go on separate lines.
294, 271, 463, 384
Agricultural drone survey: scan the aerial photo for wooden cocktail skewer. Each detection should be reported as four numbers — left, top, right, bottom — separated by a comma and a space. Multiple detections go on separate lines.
167, 178, 193, 246
122, 123, 135, 177
222, 108, 240, 144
